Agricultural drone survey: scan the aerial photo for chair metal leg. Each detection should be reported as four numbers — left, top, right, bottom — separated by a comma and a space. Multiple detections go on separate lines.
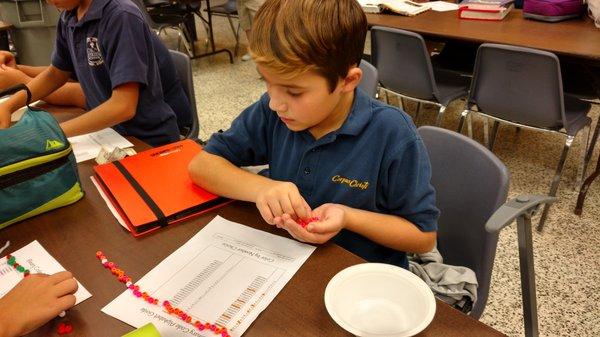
537, 135, 574, 232
399, 97, 405, 110
489, 121, 500, 151
467, 113, 474, 138
516, 214, 540, 337
225, 14, 240, 56
575, 150, 600, 215
584, 117, 600, 166
457, 110, 469, 134
383, 90, 390, 104
435, 105, 446, 127
483, 117, 490, 149
576, 124, 592, 189
414, 102, 422, 125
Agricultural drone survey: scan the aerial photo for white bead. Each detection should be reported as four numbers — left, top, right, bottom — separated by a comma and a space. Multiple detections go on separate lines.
58, 311, 66, 318
101, 259, 108, 264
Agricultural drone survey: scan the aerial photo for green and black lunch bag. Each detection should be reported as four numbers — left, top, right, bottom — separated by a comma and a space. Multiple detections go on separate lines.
0, 84, 84, 229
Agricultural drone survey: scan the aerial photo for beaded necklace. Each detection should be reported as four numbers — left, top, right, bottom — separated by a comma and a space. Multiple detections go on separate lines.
96, 251, 230, 337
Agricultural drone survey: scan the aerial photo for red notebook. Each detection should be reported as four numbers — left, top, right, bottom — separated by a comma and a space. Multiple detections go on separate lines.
458, 3, 514, 21
93, 139, 229, 237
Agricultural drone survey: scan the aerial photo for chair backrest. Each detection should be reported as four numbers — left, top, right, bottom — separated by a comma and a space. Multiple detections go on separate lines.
169, 50, 199, 139
371, 26, 438, 101
358, 59, 379, 98
418, 126, 509, 319
468, 43, 566, 129
131, 0, 161, 30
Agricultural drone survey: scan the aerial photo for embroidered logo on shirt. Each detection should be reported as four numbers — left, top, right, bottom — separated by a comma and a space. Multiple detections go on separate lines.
86, 37, 104, 66
331, 175, 369, 190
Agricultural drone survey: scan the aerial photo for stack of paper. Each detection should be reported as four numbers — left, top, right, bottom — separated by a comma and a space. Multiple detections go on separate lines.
68, 128, 134, 163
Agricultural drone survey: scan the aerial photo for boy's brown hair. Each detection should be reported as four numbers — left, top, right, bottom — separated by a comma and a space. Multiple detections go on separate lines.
249, 0, 368, 92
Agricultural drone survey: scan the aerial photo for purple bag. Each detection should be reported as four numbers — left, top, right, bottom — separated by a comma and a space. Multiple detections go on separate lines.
523, 0, 585, 22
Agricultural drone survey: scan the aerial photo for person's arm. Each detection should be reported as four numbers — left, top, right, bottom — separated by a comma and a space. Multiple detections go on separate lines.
15, 65, 47, 78
278, 204, 436, 253
0, 272, 77, 337
189, 151, 311, 223
0, 65, 70, 128
59, 82, 138, 137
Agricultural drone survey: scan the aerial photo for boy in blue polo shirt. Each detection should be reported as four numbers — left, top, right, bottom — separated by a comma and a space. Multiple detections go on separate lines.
0, 0, 180, 146
188, 0, 439, 268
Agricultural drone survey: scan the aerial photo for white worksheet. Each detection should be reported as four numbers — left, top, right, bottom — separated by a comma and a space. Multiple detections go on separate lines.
68, 128, 133, 163
102, 216, 316, 337
0, 240, 92, 304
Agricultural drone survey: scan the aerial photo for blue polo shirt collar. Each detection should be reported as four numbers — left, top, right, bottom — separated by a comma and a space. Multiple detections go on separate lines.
62, 0, 111, 27
337, 88, 373, 136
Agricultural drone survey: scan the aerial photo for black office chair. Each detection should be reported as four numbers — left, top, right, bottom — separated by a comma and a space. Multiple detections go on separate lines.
457, 43, 593, 232
420, 126, 555, 337
169, 50, 199, 139
134, 0, 196, 57
371, 26, 470, 126
203, 0, 241, 56
358, 60, 378, 98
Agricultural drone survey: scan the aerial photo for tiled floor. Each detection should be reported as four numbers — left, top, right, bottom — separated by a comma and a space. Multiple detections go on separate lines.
160, 10, 600, 337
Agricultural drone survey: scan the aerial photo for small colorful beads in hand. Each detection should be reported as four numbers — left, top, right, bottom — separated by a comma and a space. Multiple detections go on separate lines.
5, 254, 30, 277
297, 216, 320, 228
95, 251, 230, 337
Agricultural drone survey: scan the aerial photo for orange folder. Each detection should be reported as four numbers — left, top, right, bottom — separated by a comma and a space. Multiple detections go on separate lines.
93, 139, 229, 237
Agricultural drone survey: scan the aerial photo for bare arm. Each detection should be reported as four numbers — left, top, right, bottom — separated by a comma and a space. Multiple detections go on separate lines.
342, 206, 436, 254
16, 65, 47, 78
188, 151, 311, 222
0, 65, 70, 128
59, 82, 139, 137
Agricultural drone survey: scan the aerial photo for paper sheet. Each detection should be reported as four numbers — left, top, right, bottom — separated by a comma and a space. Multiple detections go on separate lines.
102, 216, 317, 337
90, 175, 130, 231
427, 1, 460, 11
68, 128, 133, 163
0, 240, 92, 304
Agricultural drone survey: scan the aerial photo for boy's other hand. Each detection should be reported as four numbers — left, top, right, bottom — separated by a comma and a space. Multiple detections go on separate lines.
0, 271, 77, 337
279, 203, 345, 244
0, 51, 17, 68
256, 181, 311, 225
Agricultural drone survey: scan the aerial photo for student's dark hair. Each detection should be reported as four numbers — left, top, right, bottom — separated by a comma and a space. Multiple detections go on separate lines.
249, 0, 368, 92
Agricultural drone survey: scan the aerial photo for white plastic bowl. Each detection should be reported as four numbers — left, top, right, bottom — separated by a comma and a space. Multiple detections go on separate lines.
324, 263, 436, 337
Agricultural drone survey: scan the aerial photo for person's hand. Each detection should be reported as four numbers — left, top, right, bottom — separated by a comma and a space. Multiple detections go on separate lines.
256, 181, 311, 225
0, 103, 11, 129
278, 203, 346, 244
0, 51, 17, 69
0, 272, 77, 337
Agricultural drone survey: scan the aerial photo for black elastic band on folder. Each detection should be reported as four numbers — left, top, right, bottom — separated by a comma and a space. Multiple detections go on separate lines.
113, 161, 168, 227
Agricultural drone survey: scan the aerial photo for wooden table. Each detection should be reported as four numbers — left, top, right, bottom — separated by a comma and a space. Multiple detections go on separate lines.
366, 9, 600, 62
0, 136, 506, 337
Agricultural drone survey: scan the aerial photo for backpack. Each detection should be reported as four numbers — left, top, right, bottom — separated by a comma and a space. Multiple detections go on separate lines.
523, 0, 585, 22
0, 84, 84, 229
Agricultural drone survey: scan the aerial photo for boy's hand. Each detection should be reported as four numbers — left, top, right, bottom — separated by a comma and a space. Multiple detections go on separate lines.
279, 203, 346, 244
256, 181, 311, 225
0, 271, 77, 337
0, 51, 17, 68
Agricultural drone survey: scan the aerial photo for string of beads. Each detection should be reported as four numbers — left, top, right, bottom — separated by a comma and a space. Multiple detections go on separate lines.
5, 254, 31, 277
96, 251, 230, 337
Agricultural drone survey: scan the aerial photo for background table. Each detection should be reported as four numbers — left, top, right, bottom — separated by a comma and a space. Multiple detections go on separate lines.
366, 9, 600, 62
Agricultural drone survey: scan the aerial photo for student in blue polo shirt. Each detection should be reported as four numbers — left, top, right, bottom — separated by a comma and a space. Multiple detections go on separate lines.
188, 0, 439, 269
0, 0, 180, 146
0, 33, 192, 135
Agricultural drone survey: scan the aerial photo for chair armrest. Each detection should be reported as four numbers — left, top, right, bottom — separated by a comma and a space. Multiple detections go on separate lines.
485, 194, 557, 233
